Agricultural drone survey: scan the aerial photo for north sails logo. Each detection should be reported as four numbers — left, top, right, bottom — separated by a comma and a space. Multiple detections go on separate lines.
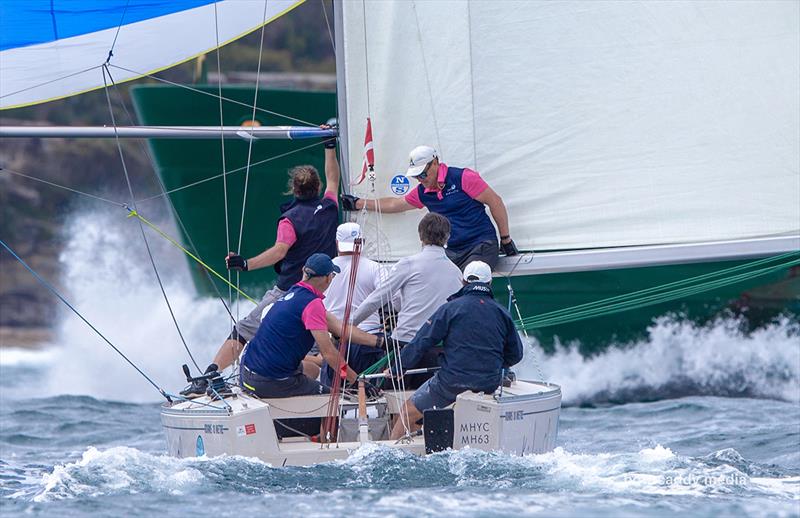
313, 204, 323, 215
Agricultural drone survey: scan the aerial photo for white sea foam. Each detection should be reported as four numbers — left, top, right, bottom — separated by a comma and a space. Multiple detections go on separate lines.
27, 443, 799, 505
517, 316, 800, 405
0, 347, 56, 367
37, 210, 249, 402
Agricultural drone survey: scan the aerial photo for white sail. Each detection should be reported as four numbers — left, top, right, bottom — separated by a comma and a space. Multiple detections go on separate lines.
338, 0, 800, 262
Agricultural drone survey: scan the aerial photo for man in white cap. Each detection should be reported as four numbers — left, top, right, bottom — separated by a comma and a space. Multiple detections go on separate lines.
384, 260, 523, 440
341, 145, 518, 271
317, 222, 388, 385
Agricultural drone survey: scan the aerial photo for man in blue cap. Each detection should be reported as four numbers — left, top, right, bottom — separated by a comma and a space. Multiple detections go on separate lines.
239, 253, 382, 399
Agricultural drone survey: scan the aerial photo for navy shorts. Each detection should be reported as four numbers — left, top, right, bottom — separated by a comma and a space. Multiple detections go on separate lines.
446, 239, 499, 271
240, 365, 329, 398
411, 375, 462, 412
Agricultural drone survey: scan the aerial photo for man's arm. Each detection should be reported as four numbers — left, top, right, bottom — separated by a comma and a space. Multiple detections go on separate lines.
395, 306, 450, 373
311, 329, 357, 383
356, 197, 415, 213
502, 317, 524, 367
475, 186, 511, 241
324, 147, 340, 197
351, 261, 408, 325
326, 312, 380, 347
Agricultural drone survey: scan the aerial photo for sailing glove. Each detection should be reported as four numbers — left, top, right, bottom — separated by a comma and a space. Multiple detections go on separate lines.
341, 194, 360, 211
347, 380, 382, 399
226, 253, 248, 271
321, 120, 337, 149
501, 238, 519, 256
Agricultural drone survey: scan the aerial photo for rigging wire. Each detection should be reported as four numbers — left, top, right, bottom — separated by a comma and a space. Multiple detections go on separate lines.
108, 64, 318, 126
0, 166, 127, 207
102, 65, 201, 371
213, 2, 235, 315
410, 0, 442, 154
135, 140, 329, 203
106, 0, 132, 62
102, 67, 240, 326
0, 239, 170, 400
321, 0, 335, 52
234, 0, 271, 332
0, 65, 103, 102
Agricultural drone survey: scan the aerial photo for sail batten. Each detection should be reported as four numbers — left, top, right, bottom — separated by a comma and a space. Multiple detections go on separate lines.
340, 0, 800, 262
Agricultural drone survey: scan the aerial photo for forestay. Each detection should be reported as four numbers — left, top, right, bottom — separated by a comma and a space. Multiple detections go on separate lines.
0, 0, 304, 109
339, 1, 800, 261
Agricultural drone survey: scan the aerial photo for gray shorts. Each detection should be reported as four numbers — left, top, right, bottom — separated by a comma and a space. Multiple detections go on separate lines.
228, 286, 287, 344
240, 365, 329, 398
411, 375, 462, 412
446, 239, 499, 271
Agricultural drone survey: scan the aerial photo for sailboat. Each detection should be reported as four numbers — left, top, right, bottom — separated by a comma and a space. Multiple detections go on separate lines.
2, 1, 798, 465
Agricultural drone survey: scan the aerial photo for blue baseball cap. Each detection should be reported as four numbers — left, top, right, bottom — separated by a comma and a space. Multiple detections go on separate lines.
303, 253, 341, 277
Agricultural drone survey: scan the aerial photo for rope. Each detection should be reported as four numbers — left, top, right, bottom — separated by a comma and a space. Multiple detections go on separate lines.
0, 239, 170, 400
517, 251, 800, 330
106, 0, 131, 63
0, 65, 102, 102
125, 208, 257, 304
0, 166, 126, 207
102, 65, 200, 371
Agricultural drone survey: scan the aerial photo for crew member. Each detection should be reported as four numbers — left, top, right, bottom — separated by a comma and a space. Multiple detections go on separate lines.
385, 260, 523, 440
239, 253, 381, 399
182, 130, 340, 397
341, 145, 518, 270
351, 212, 463, 388
319, 222, 387, 386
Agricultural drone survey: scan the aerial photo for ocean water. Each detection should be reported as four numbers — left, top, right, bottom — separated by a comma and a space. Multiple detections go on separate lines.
1, 212, 799, 516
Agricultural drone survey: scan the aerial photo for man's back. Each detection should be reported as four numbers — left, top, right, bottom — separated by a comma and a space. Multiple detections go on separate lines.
381, 245, 462, 342
325, 255, 385, 333
402, 283, 523, 392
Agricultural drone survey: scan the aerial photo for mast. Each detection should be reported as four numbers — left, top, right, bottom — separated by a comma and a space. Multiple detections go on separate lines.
333, 0, 351, 187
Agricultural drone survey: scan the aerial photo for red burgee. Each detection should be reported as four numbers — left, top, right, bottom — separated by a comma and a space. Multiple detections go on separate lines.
351, 118, 374, 186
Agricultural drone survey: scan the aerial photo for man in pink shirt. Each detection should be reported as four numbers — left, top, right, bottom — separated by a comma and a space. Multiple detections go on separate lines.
341, 145, 517, 271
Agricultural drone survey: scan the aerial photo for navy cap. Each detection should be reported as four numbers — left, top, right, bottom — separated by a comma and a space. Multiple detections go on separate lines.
303, 253, 341, 277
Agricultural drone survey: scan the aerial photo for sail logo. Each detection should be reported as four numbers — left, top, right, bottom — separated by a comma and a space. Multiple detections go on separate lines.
390, 175, 410, 195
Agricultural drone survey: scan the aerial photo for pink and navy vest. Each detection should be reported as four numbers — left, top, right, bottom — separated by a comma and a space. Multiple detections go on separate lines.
242, 283, 320, 378
416, 167, 497, 251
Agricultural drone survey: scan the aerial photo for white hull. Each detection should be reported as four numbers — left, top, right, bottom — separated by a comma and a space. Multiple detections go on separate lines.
161, 380, 561, 466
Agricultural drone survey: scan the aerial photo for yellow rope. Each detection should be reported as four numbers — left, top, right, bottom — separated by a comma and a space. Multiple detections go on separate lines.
126, 209, 257, 304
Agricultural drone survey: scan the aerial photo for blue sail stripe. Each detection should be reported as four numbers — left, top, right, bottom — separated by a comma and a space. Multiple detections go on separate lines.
0, 0, 219, 51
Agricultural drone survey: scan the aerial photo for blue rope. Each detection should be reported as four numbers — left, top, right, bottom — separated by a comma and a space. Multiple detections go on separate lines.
1, 238, 170, 401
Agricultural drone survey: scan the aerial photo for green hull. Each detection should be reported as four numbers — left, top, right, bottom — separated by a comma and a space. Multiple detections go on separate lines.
131, 84, 798, 349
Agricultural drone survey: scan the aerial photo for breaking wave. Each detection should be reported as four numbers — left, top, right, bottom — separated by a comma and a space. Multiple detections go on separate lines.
518, 316, 800, 406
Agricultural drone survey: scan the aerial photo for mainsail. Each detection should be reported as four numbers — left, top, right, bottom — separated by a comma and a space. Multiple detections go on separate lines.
0, 0, 304, 110
337, 1, 800, 265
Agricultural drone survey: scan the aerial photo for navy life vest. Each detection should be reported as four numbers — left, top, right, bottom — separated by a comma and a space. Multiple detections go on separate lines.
416, 167, 497, 251
274, 195, 338, 290
242, 283, 321, 378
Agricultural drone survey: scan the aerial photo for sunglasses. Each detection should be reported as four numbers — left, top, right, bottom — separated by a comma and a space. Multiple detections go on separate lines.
415, 161, 433, 180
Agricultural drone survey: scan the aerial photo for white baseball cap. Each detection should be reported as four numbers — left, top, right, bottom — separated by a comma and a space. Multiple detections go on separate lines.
336, 222, 361, 252
463, 260, 492, 283
405, 145, 438, 178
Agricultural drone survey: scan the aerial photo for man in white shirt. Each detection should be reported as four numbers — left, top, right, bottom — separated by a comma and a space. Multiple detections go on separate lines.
352, 213, 463, 388
318, 222, 388, 385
